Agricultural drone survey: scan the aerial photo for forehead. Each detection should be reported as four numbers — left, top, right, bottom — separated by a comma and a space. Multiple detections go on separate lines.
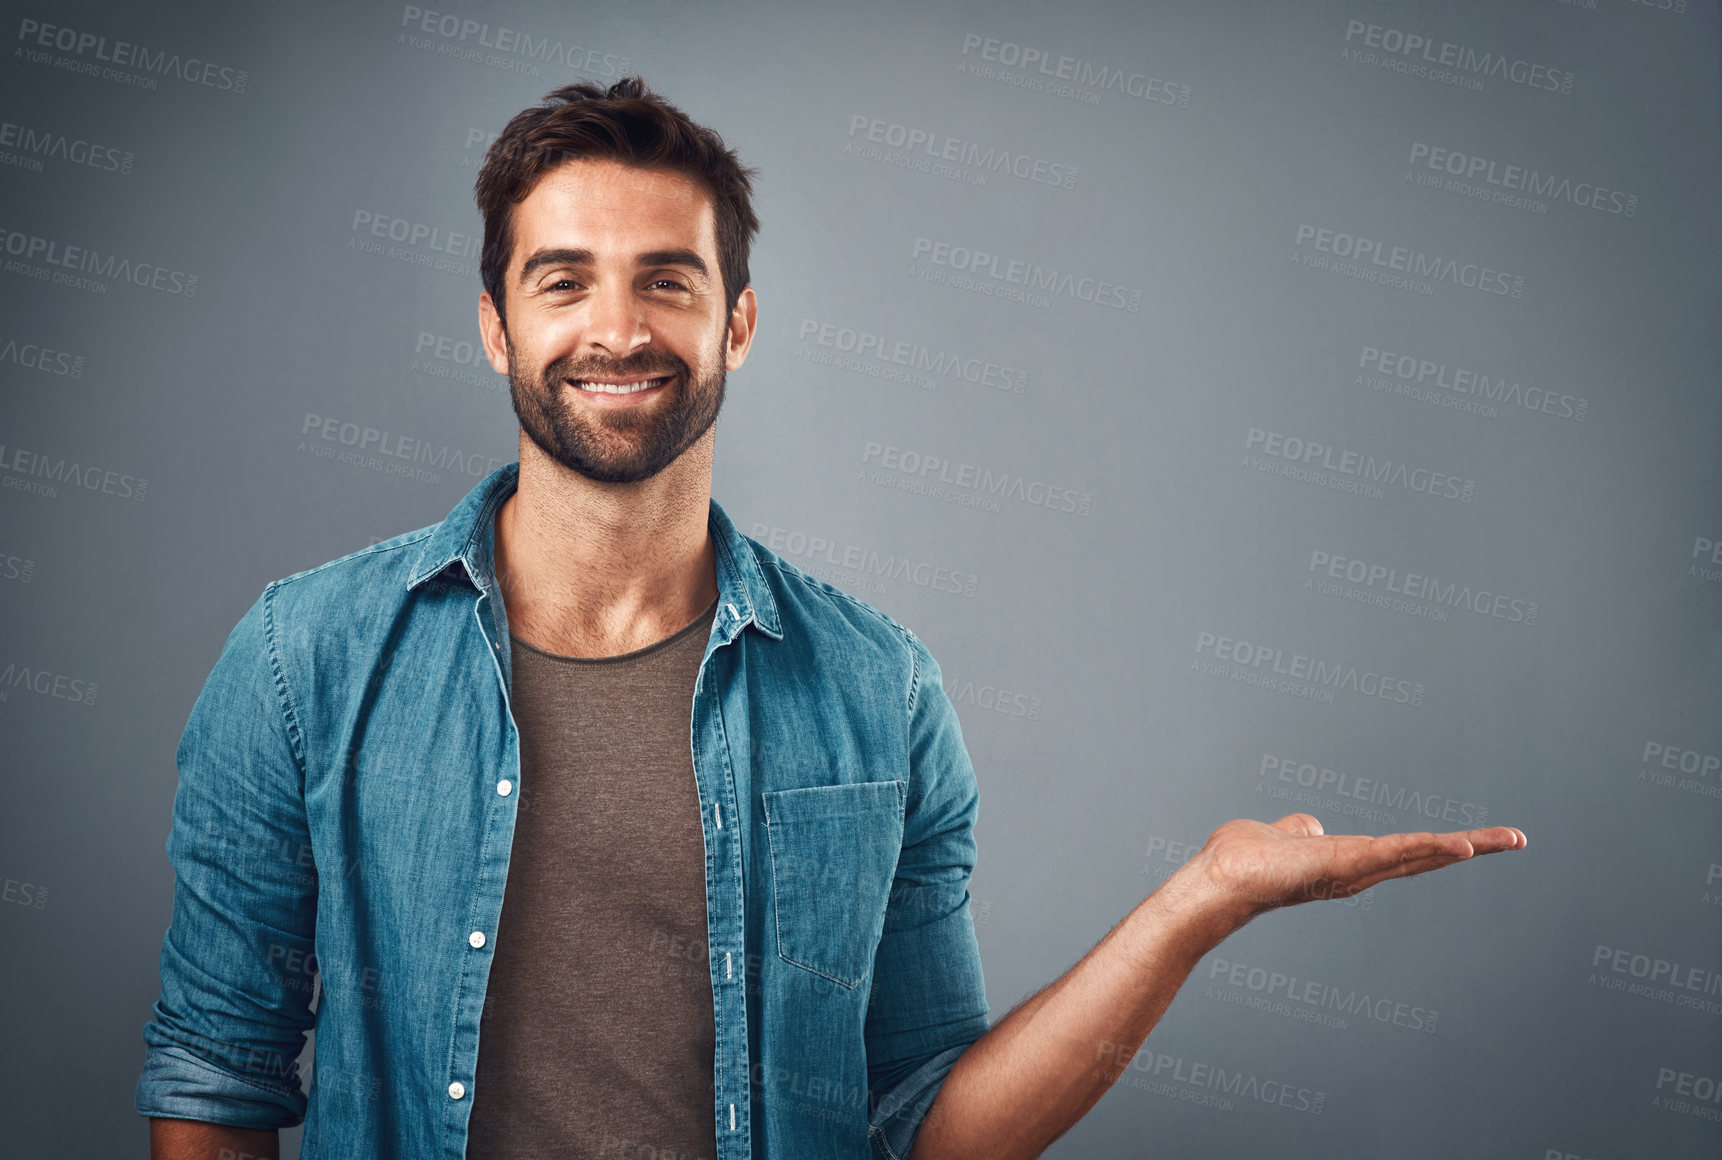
512, 158, 716, 262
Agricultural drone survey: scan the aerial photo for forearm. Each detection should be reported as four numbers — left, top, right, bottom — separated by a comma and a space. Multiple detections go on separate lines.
149, 1117, 279, 1160
909, 868, 1242, 1160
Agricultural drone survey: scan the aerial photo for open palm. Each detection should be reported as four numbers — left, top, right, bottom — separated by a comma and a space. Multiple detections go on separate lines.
1194, 812, 1527, 922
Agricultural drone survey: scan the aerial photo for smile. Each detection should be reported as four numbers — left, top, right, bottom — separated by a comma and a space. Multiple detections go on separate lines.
571, 376, 672, 395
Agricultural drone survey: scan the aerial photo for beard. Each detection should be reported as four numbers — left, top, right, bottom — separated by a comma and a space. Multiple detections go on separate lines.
505, 330, 727, 485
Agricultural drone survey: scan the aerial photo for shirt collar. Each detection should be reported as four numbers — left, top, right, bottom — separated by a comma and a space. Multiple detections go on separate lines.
406, 461, 783, 640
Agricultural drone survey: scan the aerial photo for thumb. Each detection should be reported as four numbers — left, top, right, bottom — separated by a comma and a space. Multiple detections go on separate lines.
1271, 813, 1325, 837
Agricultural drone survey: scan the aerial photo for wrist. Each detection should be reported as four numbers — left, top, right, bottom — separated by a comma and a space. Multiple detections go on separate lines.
1160, 853, 1261, 942
1122, 856, 1253, 967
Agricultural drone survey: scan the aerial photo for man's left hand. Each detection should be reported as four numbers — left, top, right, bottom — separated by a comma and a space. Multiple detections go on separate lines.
1181, 813, 1527, 926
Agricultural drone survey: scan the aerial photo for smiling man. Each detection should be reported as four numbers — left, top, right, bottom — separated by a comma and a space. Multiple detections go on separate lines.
137, 78, 1524, 1160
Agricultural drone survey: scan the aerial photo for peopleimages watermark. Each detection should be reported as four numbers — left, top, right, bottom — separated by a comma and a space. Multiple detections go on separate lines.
412, 330, 506, 395
1193, 630, 1426, 708
0, 332, 84, 379
1258, 753, 1490, 828
1294, 224, 1526, 299
1690, 536, 1722, 584
1405, 142, 1638, 219
0, 550, 36, 584
1654, 1065, 1722, 1124
460, 126, 498, 169
795, 316, 1027, 396
309, 1063, 384, 1106
298, 412, 508, 485
15, 17, 250, 93
1355, 344, 1588, 423
1339, 19, 1575, 95
0, 440, 148, 502
1636, 740, 1721, 801
942, 672, 1042, 722
1588, 943, 1722, 1016
351, 210, 479, 258
0, 225, 198, 297
1146, 831, 1377, 912
861, 440, 1093, 517
0, 116, 134, 176
1204, 956, 1439, 1034
957, 33, 1191, 111
2, 875, 48, 910
910, 236, 1143, 312
1141, 834, 1203, 885
0, 659, 99, 706
1095, 1040, 1327, 1116
1305, 548, 1539, 627
395, 6, 630, 79
845, 114, 1077, 190
349, 209, 480, 279
1245, 428, 1476, 504
747, 522, 980, 600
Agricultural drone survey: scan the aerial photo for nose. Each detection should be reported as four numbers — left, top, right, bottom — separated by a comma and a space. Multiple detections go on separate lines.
583, 279, 651, 360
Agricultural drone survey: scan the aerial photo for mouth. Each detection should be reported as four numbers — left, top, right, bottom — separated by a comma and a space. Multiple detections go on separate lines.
565, 374, 675, 403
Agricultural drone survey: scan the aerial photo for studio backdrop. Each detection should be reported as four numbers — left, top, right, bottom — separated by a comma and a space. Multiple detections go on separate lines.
2, 1, 1719, 1156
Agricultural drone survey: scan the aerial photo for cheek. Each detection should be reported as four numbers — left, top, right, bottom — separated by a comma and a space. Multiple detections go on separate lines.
516, 327, 575, 375
708, 317, 740, 368
660, 319, 726, 374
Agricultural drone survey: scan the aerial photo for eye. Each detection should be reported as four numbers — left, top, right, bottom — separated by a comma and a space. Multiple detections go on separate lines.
648, 277, 689, 291
548, 278, 580, 291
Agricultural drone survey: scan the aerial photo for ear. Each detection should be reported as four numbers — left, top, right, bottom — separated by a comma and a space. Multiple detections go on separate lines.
724, 286, 758, 372
478, 291, 511, 376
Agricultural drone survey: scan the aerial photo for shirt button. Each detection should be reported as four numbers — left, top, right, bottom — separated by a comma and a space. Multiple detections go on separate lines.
497, 779, 513, 796
448, 1081, 466, 1100
468, 931, 486, 948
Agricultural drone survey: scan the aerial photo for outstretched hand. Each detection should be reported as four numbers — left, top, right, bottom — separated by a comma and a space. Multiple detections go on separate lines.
910, 814, 1529, 1160
1186, 813, 1527, 926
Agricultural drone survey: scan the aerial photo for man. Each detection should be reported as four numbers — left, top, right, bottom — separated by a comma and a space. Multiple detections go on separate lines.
137, 77, 1524, 1160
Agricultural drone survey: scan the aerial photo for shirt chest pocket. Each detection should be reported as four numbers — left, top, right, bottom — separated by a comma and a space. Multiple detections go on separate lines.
762, 780, 907, 989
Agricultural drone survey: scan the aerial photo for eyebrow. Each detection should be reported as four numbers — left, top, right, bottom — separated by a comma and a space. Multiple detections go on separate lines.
518, 247, 710, 284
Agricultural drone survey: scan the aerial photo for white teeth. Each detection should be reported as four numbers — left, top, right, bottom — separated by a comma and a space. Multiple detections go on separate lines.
576, 378, 661, 395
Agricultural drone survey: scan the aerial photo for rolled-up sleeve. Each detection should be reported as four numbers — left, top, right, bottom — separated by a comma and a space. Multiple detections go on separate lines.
865, 628, 991, 1160
135, 584, 319, 1129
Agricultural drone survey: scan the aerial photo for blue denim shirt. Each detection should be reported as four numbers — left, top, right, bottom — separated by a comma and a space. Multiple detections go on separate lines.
135, 461, 991, 1160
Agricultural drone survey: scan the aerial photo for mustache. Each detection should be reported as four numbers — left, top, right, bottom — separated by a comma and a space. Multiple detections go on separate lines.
547, 352, 688, 383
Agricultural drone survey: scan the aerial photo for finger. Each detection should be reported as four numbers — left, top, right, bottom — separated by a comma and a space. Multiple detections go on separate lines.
1271, 813, 1324, 837
1331, 826, 1524, 854
1451, 826, 1526, 854
1336, 853, 1472, 895
1354, 831, 1477, 870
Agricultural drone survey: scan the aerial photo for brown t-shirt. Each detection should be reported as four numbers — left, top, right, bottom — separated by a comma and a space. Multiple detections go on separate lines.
467, 597, 720, 1160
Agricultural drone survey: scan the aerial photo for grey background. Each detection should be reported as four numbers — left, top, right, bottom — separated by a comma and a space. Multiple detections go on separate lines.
2, 0, 1719, 1156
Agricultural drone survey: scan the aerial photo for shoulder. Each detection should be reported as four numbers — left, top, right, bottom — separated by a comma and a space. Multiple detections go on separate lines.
734, 532, 938, 700
271, 524, 438, 591
258, 523, 439, 641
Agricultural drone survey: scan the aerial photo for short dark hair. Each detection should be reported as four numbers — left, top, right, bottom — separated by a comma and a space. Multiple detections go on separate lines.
474, 76, 759, 329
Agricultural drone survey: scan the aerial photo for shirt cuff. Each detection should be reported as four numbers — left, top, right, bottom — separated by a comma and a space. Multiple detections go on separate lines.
867, 1040, 972, 1160
135, 1043, 306, 1130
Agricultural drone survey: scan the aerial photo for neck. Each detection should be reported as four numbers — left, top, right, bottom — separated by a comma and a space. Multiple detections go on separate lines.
494, 428, 720, 658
